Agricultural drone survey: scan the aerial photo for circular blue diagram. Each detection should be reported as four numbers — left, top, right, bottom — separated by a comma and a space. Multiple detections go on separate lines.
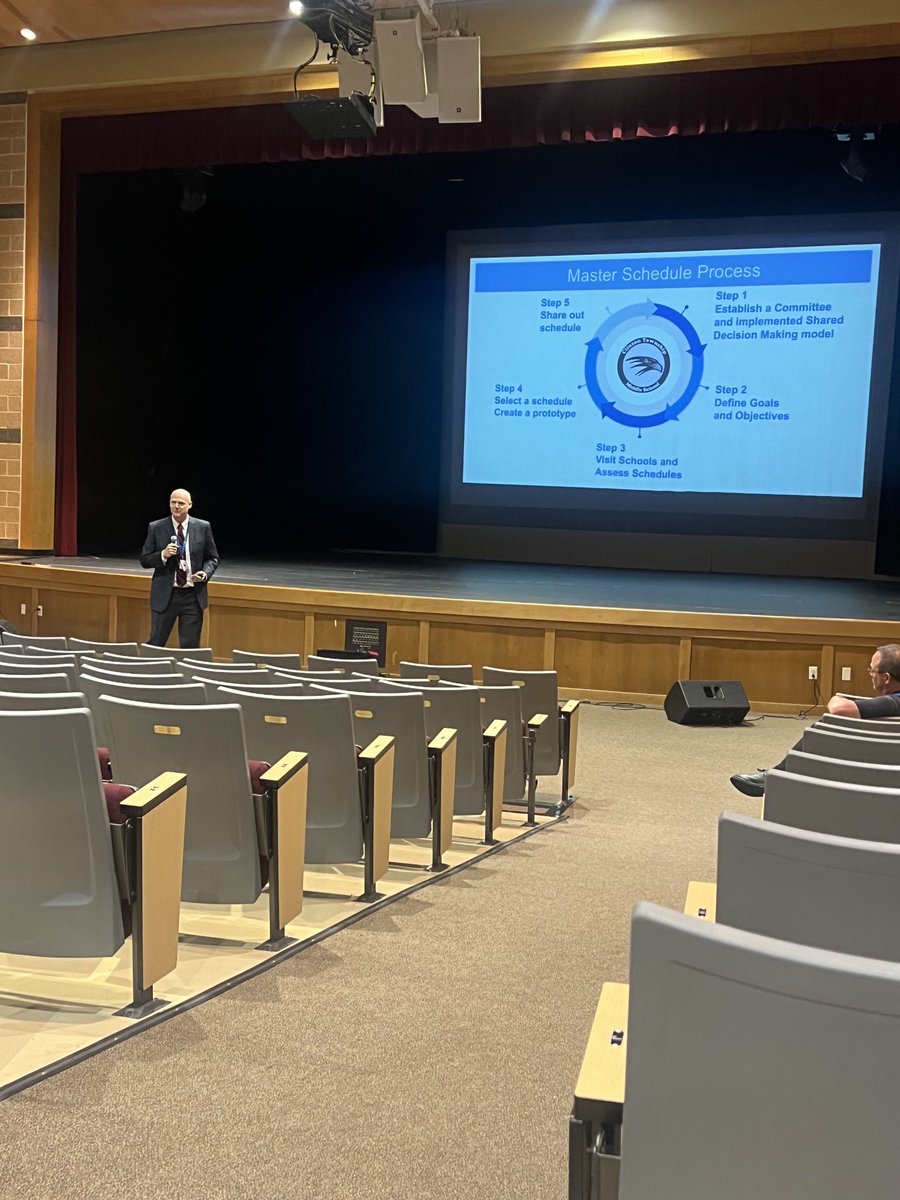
584, 302, 705, 429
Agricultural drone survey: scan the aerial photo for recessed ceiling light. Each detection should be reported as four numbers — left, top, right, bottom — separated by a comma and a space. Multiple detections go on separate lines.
19, 28, 37, 41
288, 1, 304, 14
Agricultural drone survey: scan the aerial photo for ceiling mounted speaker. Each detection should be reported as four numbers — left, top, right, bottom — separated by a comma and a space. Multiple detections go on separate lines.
373, 16, 427, 105
437, 35, 481, 124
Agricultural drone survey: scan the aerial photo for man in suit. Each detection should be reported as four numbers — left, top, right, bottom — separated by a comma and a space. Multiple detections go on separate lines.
140, 488, 219, 648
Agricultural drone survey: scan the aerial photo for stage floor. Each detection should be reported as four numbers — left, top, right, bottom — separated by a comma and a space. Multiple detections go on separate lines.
9, 552, 900, 622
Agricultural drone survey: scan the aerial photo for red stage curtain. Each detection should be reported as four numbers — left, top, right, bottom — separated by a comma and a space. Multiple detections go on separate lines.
54, 57, 900, 553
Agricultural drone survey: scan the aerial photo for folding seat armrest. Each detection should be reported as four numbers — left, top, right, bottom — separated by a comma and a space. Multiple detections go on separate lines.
523, 713, 548, 825
258, 752, 309, 948
427, 726, 457, 871
559, 699, 581, 806
482, 718, 508, 844
570, 982, 629, 1200
357, 735, 395, 902
683, 880, 717, 921
118, 771, 188, 1017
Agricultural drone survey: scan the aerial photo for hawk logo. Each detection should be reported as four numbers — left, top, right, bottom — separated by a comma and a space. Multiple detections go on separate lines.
627, 354, 664, 377
617, 336, 671, 394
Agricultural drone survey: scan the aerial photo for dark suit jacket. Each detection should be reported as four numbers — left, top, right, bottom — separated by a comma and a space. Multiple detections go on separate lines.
140, 517, 219, 612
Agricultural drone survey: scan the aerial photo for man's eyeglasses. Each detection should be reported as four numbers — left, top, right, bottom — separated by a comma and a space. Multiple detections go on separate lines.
868, 666, 885, 675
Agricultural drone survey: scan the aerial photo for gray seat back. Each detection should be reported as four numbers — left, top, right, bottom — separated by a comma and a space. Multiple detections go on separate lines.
0, 708, 124, 957
82, 657, 179, 675
717, 810, 900, 961
81, 665, 186, 686
764, 768, 900, 842
1, 632, 68, 651
23, 648, 81, 662
0, 671, 73, 693
313, 686, 430, 837
0, 661, 78, 688
482, 666, 560, 775
802, 725, 900, 764
619, 901, 900, 1200
382, 680, 484, 814
216, 687, 363, 864
81, 678, 207, 747
233, 650, 302, 668
178, 664, 272, 683
476, 684, 526, 801
0, 643, 22, 654
140, 644, 214, 660
819, 712, 900, 734
99, 697, 261, 904
0, 689, 87, 710
311, 677, 387, 694
308, 654, 380, 677
399, 661, 474, 684
200, 680, 310, 701
271, 667, 345, 680
784, 748, 900, 789
68, 639, 140, 654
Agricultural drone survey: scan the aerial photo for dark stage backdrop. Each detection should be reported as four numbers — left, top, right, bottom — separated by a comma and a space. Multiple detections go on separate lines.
75, 125, 900, 571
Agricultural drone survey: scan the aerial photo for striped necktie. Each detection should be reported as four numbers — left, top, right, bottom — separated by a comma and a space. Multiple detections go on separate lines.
176, 523, 187, 587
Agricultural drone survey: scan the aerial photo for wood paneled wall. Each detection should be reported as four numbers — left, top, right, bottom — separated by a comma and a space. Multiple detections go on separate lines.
0, 561, 892, 713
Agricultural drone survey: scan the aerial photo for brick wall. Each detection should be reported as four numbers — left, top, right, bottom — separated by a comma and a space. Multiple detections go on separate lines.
0, 93, 24, 549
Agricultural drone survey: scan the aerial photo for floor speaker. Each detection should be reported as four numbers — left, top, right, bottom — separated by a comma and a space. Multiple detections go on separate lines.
664, 679, 750, 726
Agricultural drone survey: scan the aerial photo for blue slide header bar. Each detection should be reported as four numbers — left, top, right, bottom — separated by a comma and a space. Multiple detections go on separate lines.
473, 248, 874, 292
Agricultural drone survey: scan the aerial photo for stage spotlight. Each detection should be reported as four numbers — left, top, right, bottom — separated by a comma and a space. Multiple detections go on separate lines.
177, 168, 213, 214
835, 128, 876, 183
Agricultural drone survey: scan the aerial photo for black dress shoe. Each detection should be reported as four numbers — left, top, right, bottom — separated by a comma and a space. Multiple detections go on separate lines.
729, 770, 767, 798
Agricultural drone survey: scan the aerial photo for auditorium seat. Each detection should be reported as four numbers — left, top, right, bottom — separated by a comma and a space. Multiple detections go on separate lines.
0, 671, 73, 693
0, 706, 187, 1014
308, 654, 380, 677
764, 768, 900, 842
104, 653, 176, 666
783, 748, 900, 789
81, 656, 181, 676
311, 676, 390, 694
0, 632, 68, 651
0, 661, 79, 688
482, 667, 559, 775
81, 665, 187, 686
98, 696, 308, 943
382, 680, 485, 815
399, 661, 475, 684
570, 901, 900, 1200
0, 689, 87, 709
80, 678, 207, 752
270, 667, 346, 680
311, 684, 432, 838
214, 688, 366, 865
692, 811, 900, 961
476, 684, 527, 802
818, 712, 900, 734
199, 679, 310, 700
139, 644, 214, 660
68, 638, 140, 654
802, 725, 900, 764
178, 664, 272, 684
233, 649, 303, 669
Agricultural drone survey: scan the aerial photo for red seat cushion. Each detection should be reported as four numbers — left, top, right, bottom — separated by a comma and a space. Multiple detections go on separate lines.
97, 747, 112, 781
248, 759, 271, 795
102, 781, 136, 824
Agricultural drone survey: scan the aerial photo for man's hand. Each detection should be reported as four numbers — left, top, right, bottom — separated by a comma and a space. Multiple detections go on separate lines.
191, 571, 206, 583
162, 543, 178, 560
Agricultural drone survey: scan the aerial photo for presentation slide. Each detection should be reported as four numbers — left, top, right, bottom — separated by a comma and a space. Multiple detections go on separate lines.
462, 243, 882, 498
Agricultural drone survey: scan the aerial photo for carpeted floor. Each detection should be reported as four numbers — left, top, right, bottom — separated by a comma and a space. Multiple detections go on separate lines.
0, 704, 805, 1200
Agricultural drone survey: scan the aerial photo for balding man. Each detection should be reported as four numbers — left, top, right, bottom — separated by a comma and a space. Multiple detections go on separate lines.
140, 488, 219, 648
730, 643, 900, 797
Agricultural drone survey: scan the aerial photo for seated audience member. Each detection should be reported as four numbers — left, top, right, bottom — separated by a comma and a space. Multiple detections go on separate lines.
730, 643, 900, 798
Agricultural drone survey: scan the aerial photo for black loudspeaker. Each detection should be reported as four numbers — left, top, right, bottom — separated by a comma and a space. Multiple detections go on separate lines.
664, 679, 750, 726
